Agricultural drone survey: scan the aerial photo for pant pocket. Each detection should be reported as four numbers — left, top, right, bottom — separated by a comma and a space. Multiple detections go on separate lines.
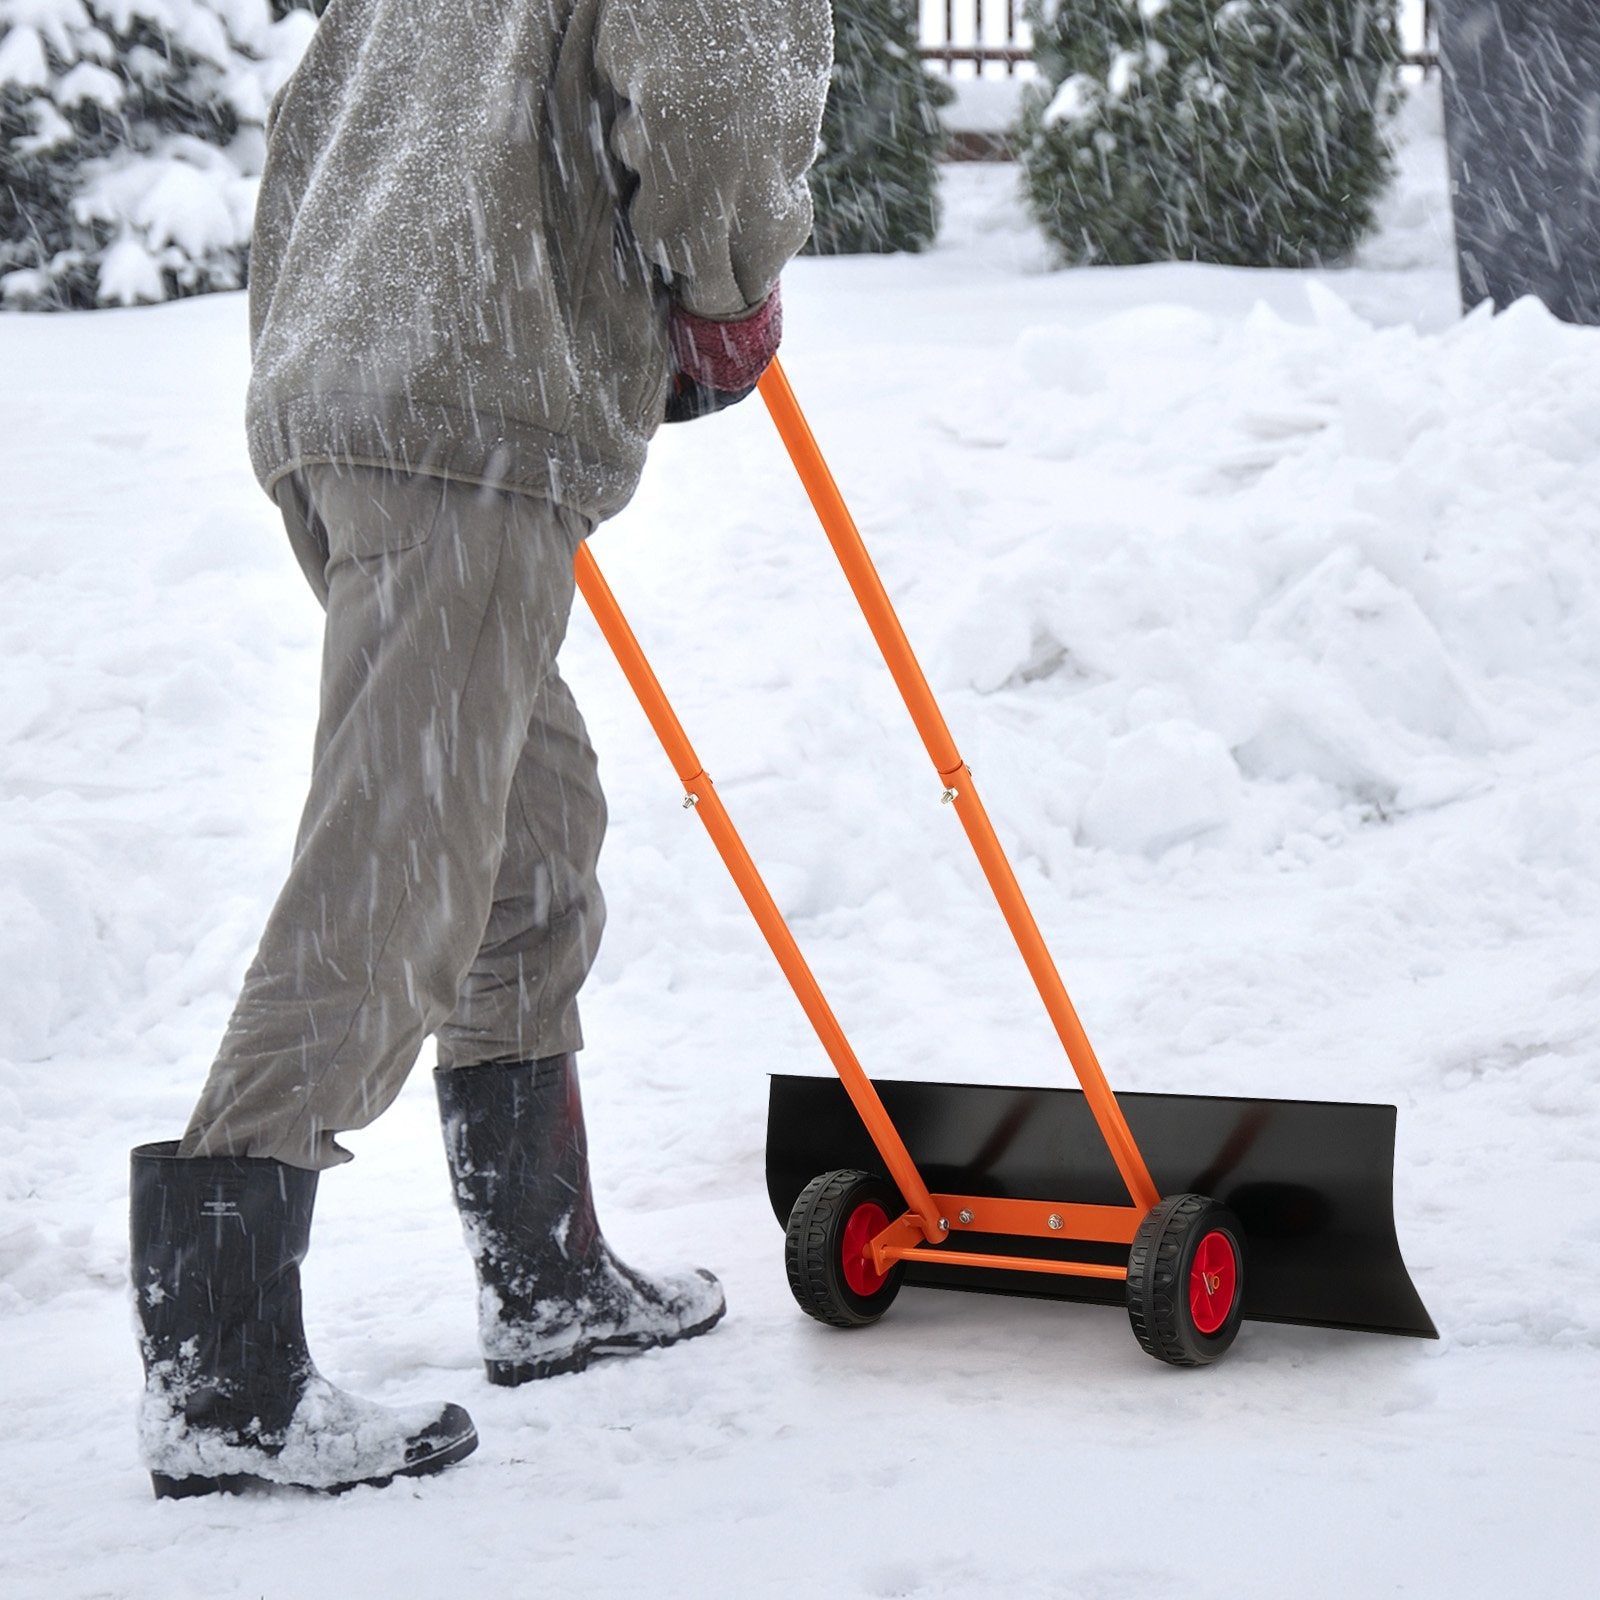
306, 464, 453, 562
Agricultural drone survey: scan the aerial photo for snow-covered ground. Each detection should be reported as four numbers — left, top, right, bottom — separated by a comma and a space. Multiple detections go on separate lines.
3, 85, 1598, 1599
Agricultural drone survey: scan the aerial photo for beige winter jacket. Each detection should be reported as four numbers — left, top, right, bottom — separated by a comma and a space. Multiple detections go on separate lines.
245, 0, 831, 521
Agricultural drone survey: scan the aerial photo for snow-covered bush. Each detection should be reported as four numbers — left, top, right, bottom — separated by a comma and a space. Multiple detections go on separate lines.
0, 0, 312, 310
1019, 0, 1402, 268
805, 0, 951, 255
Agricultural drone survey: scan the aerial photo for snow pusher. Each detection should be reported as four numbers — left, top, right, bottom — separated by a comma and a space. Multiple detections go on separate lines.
573, 359, 1436, 1365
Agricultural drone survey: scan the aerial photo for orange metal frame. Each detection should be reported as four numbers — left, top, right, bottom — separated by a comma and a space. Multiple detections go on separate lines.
572, 357, 1162, 1285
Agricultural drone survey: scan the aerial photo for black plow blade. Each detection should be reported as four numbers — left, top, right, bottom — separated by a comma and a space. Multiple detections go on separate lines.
766, 1074, 1436, 1340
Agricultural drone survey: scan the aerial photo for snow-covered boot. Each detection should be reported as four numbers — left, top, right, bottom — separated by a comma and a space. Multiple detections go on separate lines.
434, 1055, 726, 1384
130, 1141, 478, 1498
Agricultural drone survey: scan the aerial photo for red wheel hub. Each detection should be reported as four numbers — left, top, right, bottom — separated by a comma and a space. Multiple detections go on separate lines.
1189, 1229, 1238, 1335
840, 1201, 890, 1297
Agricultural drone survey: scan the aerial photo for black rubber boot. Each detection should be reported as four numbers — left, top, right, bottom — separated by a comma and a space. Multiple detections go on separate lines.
435, 1055, 725, 1384
130, 1141, 478, 1498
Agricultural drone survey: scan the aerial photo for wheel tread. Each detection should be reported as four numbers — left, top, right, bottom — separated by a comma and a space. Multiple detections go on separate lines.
783, 1170, 903, 1329
1126, 1192, 1244, 1367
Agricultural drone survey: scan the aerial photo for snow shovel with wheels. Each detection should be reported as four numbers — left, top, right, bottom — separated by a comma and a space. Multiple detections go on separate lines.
573, 358, 1436, 1366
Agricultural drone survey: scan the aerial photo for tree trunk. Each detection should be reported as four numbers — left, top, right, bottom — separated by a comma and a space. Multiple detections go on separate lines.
1439, 0, 1600, 324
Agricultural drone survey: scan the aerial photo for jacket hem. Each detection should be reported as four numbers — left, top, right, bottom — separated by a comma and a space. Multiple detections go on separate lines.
247, 392, 648, 524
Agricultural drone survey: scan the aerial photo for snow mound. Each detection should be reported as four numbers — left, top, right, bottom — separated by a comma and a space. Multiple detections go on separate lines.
925, 286, 1600, 856
1080, 720, 1243, 855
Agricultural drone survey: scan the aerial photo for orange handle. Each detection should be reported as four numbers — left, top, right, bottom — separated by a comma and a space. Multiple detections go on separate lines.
573, 543, 948, 1244
756, 359, 1160, 1214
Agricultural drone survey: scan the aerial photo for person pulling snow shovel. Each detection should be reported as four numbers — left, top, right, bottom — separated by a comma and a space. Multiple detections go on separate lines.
129, 0, 832, 1499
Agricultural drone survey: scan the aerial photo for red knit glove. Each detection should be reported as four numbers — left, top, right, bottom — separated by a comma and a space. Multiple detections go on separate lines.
663, 285, 783, 424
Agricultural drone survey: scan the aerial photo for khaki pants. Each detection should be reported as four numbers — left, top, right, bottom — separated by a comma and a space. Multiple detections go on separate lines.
180, 466, 606, 1171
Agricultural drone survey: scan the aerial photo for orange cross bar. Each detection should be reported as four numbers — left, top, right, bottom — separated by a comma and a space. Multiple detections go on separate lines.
933, 1197, 1144, 1245
882, 1249, 1131, 1285
866, 1209, 1136, 1281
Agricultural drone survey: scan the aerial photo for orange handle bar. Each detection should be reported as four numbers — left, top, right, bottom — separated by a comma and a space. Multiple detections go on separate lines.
572, 544, 948, 1244
755, 360, 1160, 1213
573, 357, 1159, 1226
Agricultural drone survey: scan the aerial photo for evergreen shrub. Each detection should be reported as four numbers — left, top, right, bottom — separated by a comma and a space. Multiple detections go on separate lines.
0, 0, 308, 310
807, 0, 951, 255
1019, 0, 1402, 269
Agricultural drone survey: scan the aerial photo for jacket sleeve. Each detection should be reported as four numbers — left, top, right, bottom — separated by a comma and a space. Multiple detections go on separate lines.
595, 0, 832, 318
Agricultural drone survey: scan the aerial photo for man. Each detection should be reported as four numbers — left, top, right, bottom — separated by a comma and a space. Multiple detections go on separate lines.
129, 0, 832, 1498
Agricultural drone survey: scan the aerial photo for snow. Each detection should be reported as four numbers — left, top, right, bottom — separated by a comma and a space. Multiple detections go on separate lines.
141, 1367, 470, 1491
1042, 73, 1094, 130
0, 22, 51, 89
946, 72, 1030, 134
2, 79, 1598, 1597
53, 58, 124, 108
74, 136, 258, 262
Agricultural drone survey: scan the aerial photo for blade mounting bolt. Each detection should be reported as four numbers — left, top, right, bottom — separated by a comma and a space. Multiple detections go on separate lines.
958, 1209, 974, 1225
938, 1218, 949, 1233
1047, 1214, 1064, 1231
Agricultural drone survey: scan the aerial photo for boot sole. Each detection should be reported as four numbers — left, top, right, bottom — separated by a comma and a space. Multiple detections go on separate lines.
149, 1422, 479, 1499
485, 1302, 727, 1386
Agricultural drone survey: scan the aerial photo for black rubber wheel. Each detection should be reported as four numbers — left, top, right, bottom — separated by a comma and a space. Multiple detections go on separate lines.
784, 1169, 905, 1328
1126, 1193, 1246, 1366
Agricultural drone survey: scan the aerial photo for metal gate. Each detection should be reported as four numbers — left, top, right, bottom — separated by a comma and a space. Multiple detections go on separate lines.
918, 0, 1033, 77
917, 1, 1437, 77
